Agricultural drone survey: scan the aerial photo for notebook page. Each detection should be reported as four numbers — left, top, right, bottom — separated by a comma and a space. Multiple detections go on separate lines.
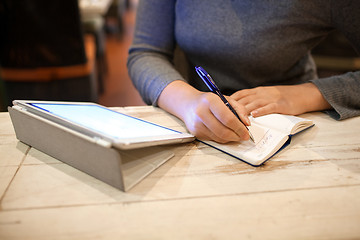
250, 114, 312, 135
204, 126, 288, 166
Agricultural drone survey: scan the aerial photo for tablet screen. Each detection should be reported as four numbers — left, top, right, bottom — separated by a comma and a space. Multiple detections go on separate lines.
29, 103, 180, 140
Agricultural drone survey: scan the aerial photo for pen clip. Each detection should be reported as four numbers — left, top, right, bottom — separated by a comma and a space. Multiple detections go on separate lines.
195, 66, 219, 92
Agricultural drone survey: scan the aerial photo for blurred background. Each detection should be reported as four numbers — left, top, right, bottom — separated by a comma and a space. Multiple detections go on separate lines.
0, 0, 358, 112
0, 0, 144, 112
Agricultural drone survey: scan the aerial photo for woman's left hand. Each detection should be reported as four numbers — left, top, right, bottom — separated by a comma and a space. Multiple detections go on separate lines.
230, 83, 331, 117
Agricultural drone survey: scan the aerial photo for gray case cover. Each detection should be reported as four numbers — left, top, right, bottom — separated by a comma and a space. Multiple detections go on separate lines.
8, 106, 174, 191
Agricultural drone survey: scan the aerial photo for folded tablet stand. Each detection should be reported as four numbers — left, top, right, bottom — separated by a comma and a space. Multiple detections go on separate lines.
8, 106, 174, 191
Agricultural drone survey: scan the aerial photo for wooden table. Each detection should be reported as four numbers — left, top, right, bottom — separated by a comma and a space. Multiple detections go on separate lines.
1, 106, 360, 239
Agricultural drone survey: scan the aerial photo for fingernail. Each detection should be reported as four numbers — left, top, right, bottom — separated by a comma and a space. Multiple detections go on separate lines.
251, 110, 258, 117
244, 116, 251, 126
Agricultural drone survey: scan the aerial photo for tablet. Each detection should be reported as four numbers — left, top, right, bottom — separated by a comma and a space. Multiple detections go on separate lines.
13, 100, 195, 150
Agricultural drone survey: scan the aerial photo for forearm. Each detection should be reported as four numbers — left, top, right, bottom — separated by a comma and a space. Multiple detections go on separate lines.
295, 82, 331, 113
127, 52, 184, 105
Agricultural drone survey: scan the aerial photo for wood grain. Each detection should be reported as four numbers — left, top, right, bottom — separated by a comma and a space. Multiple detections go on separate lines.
0, 108, 359, 240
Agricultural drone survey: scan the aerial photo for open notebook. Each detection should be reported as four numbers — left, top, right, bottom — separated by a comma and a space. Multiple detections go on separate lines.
202, 114, 314, 166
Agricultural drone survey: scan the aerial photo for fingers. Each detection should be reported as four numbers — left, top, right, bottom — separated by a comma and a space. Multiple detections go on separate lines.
230, 84, 320, 119
231, 89, 260, 112
190, 118, 232, 143
231, 88, 255, 100
211, 96, 250, 141
230, 87, 281, 117
190, 93, 250, 143
245, 98, 279, 115
201, 103, 248, 142
227, 97, 251, 126
250, 103, 278, 117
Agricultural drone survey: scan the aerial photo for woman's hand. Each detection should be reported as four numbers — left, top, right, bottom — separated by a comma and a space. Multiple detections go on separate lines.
158, 80, 250, 143
231, 83, 331, 117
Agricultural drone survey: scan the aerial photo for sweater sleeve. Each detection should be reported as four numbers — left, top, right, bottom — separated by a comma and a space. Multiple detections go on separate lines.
311, 0, 360, 120
312, 72, 360, 120
127, 0, 184, 105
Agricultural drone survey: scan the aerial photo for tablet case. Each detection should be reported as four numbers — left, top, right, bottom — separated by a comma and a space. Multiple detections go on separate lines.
8, 106, 174, 191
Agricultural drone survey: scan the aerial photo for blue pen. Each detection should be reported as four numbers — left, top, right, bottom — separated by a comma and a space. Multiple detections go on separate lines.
195, 66, 254, 142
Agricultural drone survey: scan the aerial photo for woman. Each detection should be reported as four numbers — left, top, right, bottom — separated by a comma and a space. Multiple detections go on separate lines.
127, 0, 360, 143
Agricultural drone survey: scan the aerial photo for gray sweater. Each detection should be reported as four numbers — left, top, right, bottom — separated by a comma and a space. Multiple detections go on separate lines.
128, 0, 360, 120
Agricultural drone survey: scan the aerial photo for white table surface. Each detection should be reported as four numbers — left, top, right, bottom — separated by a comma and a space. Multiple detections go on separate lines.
0, 106, 360, 239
